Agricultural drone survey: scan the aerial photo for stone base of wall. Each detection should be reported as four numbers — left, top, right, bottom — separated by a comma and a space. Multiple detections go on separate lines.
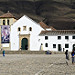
0, 51, 45, 54
0, 50, 66, 54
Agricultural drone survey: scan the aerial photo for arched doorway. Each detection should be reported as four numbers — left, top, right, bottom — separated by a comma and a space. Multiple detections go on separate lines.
21, 38, 28, 50
73, 44, 75, 51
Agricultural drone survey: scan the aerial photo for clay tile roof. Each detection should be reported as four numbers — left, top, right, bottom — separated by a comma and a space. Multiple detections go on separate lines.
39, 21, 49, 29
39, 30, 75, 35
0, 12, 16, 18
39, 21, 56, 30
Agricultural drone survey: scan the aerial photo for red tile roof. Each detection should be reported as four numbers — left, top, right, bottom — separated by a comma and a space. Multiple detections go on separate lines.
39, 21, 56, 30
0, 12, 16, 18
39, 30, 75, 35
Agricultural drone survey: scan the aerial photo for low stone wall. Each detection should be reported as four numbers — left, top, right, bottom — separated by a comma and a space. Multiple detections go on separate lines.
0, 51, 46, 54
0, 50, 66, 54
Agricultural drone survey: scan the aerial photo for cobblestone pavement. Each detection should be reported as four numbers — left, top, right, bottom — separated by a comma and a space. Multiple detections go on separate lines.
0, 54, 75, 75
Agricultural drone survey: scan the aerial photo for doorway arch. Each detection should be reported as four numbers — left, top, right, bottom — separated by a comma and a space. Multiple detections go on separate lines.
21, 38, 28, 50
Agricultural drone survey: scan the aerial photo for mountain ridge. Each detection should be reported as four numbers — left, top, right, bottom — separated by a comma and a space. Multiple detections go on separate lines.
0, 0, 75, 30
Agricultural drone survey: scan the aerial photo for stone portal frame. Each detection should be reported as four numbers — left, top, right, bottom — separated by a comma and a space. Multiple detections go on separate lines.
19, 34, 30, 50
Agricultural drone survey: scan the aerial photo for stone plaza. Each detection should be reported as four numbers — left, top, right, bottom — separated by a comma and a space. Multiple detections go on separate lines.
0, 54, 75, 75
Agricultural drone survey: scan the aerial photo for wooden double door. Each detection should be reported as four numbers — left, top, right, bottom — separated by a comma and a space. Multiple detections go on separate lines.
21, 38, 28, 50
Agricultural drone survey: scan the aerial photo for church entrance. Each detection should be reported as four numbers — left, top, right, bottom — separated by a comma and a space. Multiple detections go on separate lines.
19, 34, 30, 50
21, 38, 28, 50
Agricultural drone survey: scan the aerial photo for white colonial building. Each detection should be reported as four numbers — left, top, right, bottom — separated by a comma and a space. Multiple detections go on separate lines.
0, 12, 75, 52
39, 30, 75, 52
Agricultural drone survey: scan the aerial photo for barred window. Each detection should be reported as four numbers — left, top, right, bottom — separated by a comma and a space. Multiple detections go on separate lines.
53, 44, 56, 48
65, 36, 69, 40
18, 27, 21, 31
45, 36, 48, 40
58, 36, 61, 40
29, 27, 32, 31
65, 44, 69, 48
7, 19, 9, 25
3, 20, 5, 25
72, 36, 75, 39
45, 43, 48, 47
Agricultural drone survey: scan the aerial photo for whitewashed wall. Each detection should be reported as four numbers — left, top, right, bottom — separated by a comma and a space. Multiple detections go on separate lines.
39, 35, 75, 52
11, 15, 43, 51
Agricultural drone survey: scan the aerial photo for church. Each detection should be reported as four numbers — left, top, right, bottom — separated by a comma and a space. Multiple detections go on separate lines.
0, 12, 75, 52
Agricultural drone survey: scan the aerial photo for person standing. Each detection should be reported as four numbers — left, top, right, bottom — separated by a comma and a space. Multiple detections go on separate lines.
40, 43, 43, 51
65, 50, 69, 65
71, 50, 74, 65
3, 50, 5, 57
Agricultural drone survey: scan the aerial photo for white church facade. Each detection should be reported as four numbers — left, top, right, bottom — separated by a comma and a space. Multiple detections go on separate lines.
11, 15, 44, 51
0, 12, 75, 52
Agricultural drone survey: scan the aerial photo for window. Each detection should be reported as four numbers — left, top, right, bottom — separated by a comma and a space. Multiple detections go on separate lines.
7, 19, 9, 25
72, 36, 75, 39
65, 36, 69, 40
3, 20, 5, 25
45, 36, 48, 40
65, 44, 69, 48
18, 27, 21, 31
23, 26, 26, 31
29, 27, 32, 31
45, 43, 48, 47
53, 44, 56, 48
58, 36, 61, 39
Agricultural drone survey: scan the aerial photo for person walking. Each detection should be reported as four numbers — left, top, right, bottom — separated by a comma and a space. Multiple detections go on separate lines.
3, 50, 5, 57
65, 50, 69, 65
71, 50, 74, 65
